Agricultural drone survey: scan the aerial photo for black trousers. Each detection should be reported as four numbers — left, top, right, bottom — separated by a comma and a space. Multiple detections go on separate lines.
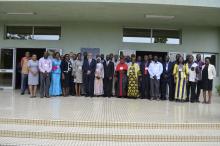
104, 78, 113, 97
141, 76, 150, 99
85, 75, 95, 97
69, 76, 75, 96
187, 81, 197, 102
196, 80, 202, 101
161, 79, 173, 100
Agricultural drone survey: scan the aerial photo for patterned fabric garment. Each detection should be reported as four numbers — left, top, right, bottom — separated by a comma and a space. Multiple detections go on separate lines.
173, 64, 189, 100
127, 65, 139, 98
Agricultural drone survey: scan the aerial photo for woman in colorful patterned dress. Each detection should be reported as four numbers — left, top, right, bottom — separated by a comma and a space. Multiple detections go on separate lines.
173, 56, 188, 102
127, 56, 140, 98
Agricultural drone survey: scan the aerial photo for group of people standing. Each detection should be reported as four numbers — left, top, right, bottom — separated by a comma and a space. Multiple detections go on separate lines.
20, 51, 216, 104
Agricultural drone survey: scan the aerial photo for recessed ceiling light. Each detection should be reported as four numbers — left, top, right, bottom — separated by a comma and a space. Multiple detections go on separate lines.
145, 14, 175, 20
6, 12, 36, 15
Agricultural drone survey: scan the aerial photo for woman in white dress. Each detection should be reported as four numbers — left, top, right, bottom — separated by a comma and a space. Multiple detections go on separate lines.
72, 53, 83, 96
94, 57, 104, 96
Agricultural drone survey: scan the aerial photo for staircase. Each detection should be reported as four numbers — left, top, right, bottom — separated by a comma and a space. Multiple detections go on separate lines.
0, 118, 219, 145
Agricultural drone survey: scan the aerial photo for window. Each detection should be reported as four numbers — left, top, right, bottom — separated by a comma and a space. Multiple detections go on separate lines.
33, 26, 61, 40
123, 28, 151, 43
5, 25, 61, 40
152, 29, 181, 44
6, 26, 33, 40
123, 28, 181, 45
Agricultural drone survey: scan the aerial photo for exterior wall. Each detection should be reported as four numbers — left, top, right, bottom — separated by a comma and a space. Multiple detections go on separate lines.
0, 22, 219, 94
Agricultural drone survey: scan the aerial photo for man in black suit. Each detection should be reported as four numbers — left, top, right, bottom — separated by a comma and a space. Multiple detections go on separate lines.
82, 53, 96, 97
140, 55, 150, 99
103, 55, 115, 97
161, 55, 174, 100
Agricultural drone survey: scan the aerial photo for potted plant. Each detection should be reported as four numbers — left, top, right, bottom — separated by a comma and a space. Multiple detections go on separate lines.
216, 85, 220, 96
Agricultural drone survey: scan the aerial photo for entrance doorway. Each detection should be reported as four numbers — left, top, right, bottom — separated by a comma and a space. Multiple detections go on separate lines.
0, 48, 15, 89
136, 51, 168, 61
15, 48, 46, 89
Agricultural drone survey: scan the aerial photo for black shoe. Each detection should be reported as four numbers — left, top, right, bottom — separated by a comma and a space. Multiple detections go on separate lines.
21, 93, 24, 95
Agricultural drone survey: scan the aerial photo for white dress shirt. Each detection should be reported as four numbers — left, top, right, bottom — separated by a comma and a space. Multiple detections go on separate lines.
148, 61, 163, 79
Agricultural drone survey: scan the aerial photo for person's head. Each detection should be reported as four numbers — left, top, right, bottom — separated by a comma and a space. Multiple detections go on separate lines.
88, 53, 93, 60
120, 56, 125, 64
101, 54, 104, 60
154, 56, 158, 62
60, 55, 64, 61
114, 54, 118, 61
137, 56, 142, 62
178, 56, 184, 64
77, 53, 81, 60
131, 56, 136, 64
196, 54, 201, 61
106, 55, 110, 61
158, 57, 163, 62
32, 54, 37, 61
109, 53, 114, 60
96, 57, 101, 63
176, 54, 181, 62
64, 54, 70, 61
188, 55, 194, 63
69, 52, 73, 57
83, 52, 87, 58
43, 51, 49, 59
205, 57, 210, 65
126, 56, 131, 63
144, 55, 148, 62
55, 52, 60, 59
25, 52, 30, 58
164, 55, 170, 62
72, 53, 77, 60
148, 54, 153, 60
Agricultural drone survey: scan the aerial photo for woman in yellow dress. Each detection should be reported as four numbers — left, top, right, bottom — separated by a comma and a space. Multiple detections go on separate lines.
173, 56, 188, 102
127, 56, 140, 98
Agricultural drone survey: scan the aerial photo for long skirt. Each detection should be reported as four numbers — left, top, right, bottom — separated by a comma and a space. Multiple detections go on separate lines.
94, 78, 104, 96
175, 77, 186, 100
49, 73, 62, 96
116, 73, 127, 97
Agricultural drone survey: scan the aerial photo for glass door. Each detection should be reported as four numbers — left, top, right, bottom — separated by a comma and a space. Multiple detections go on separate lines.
0, 48, 15, 89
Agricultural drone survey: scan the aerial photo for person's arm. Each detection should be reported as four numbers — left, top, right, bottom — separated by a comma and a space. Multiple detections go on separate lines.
148, 63, 153, 77
212, 65, 216, 78
38, 59, 44, 73
20, 57, 24, 68
48, 60, 52, 73
156, 63, 163, 78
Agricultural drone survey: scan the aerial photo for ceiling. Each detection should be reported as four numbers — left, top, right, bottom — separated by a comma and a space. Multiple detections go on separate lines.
0, 1, 220, 26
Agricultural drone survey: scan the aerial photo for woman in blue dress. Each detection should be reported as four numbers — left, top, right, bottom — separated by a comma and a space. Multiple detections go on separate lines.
49, 52, 62, 96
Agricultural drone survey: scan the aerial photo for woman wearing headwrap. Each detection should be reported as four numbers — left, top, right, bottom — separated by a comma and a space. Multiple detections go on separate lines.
127, 56, 140, 98
94, 57, 104, 96
115, 56, 128, 97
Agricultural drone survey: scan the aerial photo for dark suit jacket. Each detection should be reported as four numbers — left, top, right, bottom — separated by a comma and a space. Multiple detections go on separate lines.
103, 61, 114, 79
140, 61, 150, 76
162, 61, 173, 80
82, 59, 96, 76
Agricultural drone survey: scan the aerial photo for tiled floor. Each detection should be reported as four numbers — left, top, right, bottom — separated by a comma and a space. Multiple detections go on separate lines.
0, 90, 220, 123
0, 90, 220, 145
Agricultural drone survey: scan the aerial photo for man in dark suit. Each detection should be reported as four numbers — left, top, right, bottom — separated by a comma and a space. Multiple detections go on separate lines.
82, 53, 96, 97
161, 55, 174, 100
140, 55, 150, 99
103, 55, 115, 97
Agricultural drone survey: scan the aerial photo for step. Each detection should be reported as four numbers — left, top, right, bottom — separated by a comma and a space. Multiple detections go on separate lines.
0, 137, 220, 146
0, 123, 219, 142
0, 118, 219, 130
